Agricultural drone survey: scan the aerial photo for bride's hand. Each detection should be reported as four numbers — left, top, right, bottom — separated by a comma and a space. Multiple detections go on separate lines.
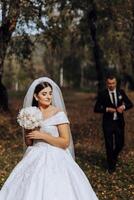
26, 130, 44, 140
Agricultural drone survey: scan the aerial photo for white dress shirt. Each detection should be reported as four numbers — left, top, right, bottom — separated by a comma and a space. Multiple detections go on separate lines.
108, 89, 118, 120
108, 89, 117, 106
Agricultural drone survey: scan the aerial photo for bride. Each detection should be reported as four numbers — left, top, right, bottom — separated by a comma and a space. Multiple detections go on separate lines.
0, 77, 99, 200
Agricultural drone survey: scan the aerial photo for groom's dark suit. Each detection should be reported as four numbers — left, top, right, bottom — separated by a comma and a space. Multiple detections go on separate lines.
94, 88, 133, 171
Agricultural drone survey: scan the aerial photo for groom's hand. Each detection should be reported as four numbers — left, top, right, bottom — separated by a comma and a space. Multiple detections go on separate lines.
117, 105, 125, 113
106, 107, 116, 113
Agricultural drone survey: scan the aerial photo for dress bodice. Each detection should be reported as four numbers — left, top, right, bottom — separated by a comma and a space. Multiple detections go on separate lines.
33, 111, 70, 147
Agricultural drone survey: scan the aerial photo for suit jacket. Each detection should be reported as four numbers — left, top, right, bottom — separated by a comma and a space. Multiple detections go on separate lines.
94, 89, 133, 126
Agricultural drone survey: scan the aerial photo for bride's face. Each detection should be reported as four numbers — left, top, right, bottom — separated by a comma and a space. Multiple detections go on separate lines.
35, 86, 53, 107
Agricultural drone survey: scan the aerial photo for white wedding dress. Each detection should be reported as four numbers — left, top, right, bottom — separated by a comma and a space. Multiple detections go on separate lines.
0, 112, 99, 200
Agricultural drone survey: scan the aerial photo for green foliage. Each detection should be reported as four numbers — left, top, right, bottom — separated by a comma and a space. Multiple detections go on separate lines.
9, 34, 34, 60
1, 0, 134, 89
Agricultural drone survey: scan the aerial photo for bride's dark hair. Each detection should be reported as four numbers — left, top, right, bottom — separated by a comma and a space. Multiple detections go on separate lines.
32, 82, 53, 107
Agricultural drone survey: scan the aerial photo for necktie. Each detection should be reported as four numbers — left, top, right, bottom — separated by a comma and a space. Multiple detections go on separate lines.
111, 92, 116, 107
111, 92, 118, 120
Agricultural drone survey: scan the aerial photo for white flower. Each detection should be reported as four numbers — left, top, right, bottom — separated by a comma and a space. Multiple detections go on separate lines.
118, 95, 122, 100
17, 106, 43, 130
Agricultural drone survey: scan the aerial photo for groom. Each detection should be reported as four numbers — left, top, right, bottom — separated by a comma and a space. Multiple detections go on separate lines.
94, 75, 133, 173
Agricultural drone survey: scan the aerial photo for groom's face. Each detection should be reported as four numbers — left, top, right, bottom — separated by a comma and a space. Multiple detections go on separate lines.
106, 78, 117, 91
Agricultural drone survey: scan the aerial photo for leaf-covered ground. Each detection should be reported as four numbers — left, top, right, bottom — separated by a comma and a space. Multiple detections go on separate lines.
0, 90, 134, 200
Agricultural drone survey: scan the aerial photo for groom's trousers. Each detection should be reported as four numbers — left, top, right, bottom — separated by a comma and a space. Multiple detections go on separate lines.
103, 120, 124, 170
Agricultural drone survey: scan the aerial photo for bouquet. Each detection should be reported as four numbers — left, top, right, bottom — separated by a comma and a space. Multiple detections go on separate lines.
17, 106, 43, 130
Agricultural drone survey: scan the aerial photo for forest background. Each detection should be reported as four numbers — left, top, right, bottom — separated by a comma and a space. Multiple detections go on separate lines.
0, 1, 134, 200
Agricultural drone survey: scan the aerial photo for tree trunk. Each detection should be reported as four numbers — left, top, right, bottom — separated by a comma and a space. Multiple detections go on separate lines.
0, 75, 9, 111
131, 1, 134, 75
0, 1, 20, 111
87, 1, 106, 93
